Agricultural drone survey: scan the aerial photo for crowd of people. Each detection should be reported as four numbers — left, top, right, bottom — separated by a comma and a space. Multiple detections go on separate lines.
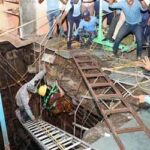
16, 0, 150, 123
37, 0, 150, 59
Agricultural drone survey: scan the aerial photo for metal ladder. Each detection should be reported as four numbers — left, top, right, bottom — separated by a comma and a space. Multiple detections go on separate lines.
17, 114, 95, 150
72, 53, 150, 150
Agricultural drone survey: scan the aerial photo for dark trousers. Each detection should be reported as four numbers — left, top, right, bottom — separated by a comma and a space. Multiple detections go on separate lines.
106, 14, 120, 40
79, 30, 97, 45
113, 22, 143, 57
20, 107, 30, 122
67, 15, 81, 48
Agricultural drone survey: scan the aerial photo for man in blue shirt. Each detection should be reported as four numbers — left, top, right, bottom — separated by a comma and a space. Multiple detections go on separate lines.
109, 0, 148, 59
78, 10, 98, 48
39, 0, 60, 39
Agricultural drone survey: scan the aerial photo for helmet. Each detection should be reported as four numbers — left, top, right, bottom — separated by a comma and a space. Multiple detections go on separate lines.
82, 10, 90, 18
38, 85, 47, 96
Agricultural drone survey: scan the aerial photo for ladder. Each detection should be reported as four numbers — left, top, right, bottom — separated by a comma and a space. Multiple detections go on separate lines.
16, 110, 95, 150
72, 53, 150, 150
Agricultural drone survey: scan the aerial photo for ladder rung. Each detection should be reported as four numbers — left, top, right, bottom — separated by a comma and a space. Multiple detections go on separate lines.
31, 124, 49, 132
46, 137, 73, 149
105, 108, 129, 115
76, 59, 93, 63
25, 121, 45, 128
91, 83, 110, 88
65, 141, 81, 150
74, 54, 90, 58
35, 129, 59, 137
116, 127, 142, 134
42, 133, 65, 144
80, 66, 99, 70
48, 139, 73, 150
32, 126, 54, 134
85, 73, 103, 78
97, 94, 120, 100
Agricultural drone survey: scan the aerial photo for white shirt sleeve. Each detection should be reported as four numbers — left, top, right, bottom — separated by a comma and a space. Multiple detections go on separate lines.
65, 0, 72, 13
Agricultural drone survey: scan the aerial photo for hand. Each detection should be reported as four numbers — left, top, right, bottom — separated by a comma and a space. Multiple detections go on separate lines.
136, 56, 150, 71
32, 117, 39, 122
133, 95, 146, 103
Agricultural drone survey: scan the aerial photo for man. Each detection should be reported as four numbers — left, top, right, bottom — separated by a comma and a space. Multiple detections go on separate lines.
38, 81, 72, 114
38, 0, 60, 39
109, 0, 148, 59
78, 10, 98, 48
59, 0, 82, 49
16, 70, 46, 122
134, 56, 150, 104
142, 8, 150, 46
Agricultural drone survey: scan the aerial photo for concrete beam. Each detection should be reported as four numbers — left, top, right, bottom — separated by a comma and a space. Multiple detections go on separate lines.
19, 0, 36, 39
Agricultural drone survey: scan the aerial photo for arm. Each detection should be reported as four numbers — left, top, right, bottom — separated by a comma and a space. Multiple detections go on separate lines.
59, 0, 71, 24
27, 70, 47, 93
60, 0, 67, 5
22, 96, 35, 121
59, 11, 68, 24
133, 95, 150, 104
55, 81, 64, 97
109, 0, 115, 5
109, 0, 122, 9
139, 0, 148, 10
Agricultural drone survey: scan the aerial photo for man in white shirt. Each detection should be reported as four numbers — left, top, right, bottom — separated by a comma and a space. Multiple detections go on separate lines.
59, 0, 82, 49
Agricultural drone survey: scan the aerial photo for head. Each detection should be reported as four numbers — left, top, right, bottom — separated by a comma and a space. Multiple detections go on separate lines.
126, 0, 134, 6
38, 85, 48, 97
82, 10, 90, 22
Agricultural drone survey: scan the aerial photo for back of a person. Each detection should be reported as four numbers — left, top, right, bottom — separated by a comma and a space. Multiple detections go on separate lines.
46, 0, 59, 11
16, 84, 29, 107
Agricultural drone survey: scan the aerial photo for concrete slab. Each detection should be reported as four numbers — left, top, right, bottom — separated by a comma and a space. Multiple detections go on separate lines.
0, 34, 44, 48
91, 109, 150, 150
41, 53, 56, 64
109, 67, 143, 86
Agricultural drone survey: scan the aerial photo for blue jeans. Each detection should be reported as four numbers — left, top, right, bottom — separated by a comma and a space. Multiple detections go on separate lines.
113, 22, 143, 57
47, 10, 60, 38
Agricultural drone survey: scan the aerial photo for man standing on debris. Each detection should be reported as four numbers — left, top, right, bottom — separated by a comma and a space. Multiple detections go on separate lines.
78, 10, 98, 48
134, 56, 150, 104
59, 0, 82, 49
16, 69, 46, 122
38, 0, 60, 39
109, 0, 148, 59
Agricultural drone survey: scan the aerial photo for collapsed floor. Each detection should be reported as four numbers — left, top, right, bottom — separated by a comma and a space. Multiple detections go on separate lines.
0, 38, 150, 150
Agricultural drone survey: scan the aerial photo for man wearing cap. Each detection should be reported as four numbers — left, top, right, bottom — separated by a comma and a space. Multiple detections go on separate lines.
16, 70, 46, 122
78, 10, 98, 48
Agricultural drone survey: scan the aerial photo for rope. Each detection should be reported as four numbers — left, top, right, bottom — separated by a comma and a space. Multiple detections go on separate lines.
38, 121, 65, 150
0, 9, 59, 37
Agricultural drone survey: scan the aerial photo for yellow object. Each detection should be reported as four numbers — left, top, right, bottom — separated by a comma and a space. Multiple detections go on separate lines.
38, 85, 47, 96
